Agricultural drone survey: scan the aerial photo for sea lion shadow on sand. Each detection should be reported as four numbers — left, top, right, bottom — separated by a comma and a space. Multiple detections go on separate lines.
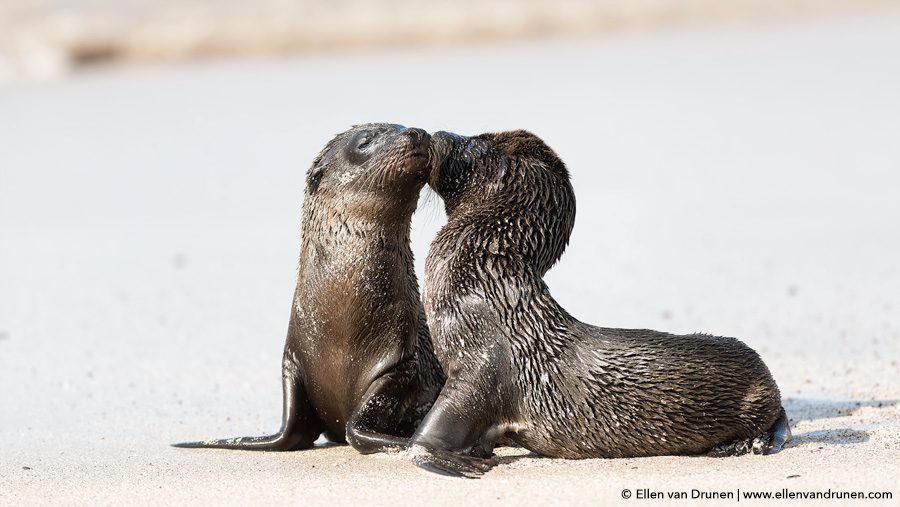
780, 398, 898, 447
792, 428, 870, 445
783, 398, 897, 423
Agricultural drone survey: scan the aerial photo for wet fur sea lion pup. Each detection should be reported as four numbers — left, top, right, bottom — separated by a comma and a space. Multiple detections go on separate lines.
174, 124, 444, 453
409, 129, 791, 477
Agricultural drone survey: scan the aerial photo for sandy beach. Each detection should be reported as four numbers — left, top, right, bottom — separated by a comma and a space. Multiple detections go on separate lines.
1, 8, 899, 506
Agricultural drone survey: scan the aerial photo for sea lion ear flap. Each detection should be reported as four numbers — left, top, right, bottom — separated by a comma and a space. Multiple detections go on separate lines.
306, 140, 334, 193
306, 155, 327, 193
306, 167, 324, 193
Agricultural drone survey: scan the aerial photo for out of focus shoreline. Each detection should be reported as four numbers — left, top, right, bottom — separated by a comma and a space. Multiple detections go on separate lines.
2, 0, 898, 84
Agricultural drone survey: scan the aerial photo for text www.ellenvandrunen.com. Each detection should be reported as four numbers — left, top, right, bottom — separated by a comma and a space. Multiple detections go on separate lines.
620, 488, 893, 501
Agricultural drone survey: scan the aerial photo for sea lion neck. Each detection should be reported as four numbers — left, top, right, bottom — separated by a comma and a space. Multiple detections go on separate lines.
433, 155, 576, 278
303, 183, 419, 227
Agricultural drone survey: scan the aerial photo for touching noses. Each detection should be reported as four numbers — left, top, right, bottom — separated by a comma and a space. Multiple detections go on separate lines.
402, 127, 429, 146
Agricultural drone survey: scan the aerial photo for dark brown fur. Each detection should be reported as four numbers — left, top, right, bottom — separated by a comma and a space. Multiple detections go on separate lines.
174, 124, 444, 453
409, 130, 790, 477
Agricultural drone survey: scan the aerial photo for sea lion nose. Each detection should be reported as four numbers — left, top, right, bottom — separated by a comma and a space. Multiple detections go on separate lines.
402, 127, 429, 146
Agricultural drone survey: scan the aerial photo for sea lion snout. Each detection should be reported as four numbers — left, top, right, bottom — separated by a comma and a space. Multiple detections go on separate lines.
400, 127, 431, 161
401, 127, 429, 147
426, 130, 467, 191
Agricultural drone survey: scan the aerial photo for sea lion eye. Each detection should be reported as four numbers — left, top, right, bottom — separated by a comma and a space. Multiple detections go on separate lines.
346, 131, 376, 164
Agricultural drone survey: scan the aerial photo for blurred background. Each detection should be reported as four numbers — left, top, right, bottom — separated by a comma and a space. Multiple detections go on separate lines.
1, 0, 899, 503
0, 0, 895, 83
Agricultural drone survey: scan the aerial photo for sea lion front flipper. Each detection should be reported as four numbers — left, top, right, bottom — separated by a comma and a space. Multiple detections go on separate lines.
408, 382, 501, 478
409, 444, 498, 478
172, 358, 321, 451
345, 358, 420, 454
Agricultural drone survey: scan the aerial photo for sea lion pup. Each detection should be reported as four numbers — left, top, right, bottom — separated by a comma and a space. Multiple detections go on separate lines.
409, 130, 791, 477
174, 123, 444, 454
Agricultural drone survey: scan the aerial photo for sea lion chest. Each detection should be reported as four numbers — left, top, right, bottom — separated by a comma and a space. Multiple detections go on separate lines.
290, 233, 414, 433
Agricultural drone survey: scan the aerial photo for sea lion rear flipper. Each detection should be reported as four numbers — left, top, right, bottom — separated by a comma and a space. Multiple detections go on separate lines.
707, 406, 792, 457
172, 365, 320, 451
759, 406, 792, 454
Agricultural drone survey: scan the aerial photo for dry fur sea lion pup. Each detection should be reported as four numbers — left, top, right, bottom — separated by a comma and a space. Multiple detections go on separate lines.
409, 129, 791, 477
174, 123, 444, 454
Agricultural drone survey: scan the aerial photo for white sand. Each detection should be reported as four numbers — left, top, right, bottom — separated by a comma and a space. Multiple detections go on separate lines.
1, 10, 899, 506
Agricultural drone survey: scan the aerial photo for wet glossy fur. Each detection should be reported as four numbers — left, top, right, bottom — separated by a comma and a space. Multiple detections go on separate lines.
174, 124, 444, 453
410, 130, 790, 477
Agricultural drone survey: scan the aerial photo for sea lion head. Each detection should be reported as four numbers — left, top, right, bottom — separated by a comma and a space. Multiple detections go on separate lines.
304, 123, 431, 221
427, 129, 575, 274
